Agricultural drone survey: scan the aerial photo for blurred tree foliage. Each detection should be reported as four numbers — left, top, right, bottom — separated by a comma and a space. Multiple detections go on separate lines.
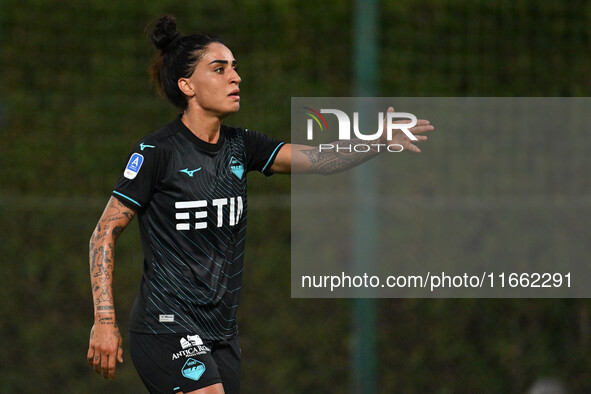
1, 0, 590, 392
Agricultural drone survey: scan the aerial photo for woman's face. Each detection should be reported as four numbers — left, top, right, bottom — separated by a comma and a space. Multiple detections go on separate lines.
183, 42, 241, 117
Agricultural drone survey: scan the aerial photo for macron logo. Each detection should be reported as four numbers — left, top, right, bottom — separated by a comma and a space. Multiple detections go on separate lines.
179, 168, 202, 177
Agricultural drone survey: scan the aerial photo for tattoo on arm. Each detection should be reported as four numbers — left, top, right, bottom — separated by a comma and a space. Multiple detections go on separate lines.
112, 226, 124, 238
89, 197, 136, 317
98, 315, 114, 324
300, 138, 380, 174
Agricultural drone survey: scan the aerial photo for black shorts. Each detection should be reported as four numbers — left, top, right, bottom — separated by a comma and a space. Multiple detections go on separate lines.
129, 331, 241, 394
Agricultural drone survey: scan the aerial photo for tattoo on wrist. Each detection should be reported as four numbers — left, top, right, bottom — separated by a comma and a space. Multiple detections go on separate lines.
98, 316, 114, 324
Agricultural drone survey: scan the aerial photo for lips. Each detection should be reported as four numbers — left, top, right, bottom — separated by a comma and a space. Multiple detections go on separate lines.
228, 89, 240, 99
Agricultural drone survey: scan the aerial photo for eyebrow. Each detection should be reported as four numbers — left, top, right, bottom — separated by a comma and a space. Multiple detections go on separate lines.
208, 60, 238, 66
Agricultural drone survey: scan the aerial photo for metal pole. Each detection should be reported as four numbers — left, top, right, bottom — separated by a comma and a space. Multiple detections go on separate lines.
352, 0, 378, 393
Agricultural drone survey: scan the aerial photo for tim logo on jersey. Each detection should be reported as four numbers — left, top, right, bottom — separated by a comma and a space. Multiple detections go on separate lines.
175, 197, 244, 231
175, 157, 245, 231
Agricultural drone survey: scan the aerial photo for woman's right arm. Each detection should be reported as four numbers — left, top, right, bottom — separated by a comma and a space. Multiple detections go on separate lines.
87, 196, 136, 380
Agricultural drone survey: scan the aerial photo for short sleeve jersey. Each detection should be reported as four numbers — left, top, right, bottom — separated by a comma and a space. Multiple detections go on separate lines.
113, 117, 284, 340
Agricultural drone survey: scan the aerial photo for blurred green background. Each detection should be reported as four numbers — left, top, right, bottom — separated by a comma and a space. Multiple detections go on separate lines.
1, 0, 591, 392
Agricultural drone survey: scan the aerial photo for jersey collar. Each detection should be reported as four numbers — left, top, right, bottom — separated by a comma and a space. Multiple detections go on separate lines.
174, 115, 226, 154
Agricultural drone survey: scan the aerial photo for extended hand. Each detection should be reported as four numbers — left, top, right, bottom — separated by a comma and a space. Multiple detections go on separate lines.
385, 106, 433, 153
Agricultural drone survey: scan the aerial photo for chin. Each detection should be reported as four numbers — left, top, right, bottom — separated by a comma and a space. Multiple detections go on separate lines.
218, 105, 240, 119
228, 103, 241, 113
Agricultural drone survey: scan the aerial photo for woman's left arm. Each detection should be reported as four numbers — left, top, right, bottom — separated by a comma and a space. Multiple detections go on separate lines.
270, 107, 434, 175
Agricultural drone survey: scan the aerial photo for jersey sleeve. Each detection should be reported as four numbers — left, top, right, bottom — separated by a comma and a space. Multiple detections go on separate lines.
112, 139, 163, 210
243, 129, 285, 176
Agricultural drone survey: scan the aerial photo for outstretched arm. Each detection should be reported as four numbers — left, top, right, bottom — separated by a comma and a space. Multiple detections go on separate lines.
87, 196, 135, 380
270, 107, 434, 174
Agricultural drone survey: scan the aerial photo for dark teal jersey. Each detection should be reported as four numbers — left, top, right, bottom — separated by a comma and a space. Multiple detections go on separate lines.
113, 116, 284, 340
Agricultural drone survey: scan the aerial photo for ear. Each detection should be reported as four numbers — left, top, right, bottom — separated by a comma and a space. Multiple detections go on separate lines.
178, 78, 195, 98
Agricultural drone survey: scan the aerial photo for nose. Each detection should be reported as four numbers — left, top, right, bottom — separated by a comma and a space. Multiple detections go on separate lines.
230, 68, 241, 84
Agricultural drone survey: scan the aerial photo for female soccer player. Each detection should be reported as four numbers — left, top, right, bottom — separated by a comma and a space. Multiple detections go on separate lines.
87, 15, 432, 394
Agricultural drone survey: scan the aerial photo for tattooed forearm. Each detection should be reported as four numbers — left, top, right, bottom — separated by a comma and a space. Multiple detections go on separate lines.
89, 196, 136, 319
300, 138, 381, 175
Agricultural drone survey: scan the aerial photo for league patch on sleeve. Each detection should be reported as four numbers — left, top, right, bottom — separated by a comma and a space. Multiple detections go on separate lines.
124, 153, 144, 179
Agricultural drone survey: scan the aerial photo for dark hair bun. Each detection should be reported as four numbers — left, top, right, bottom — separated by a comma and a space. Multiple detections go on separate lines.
151, 15, 182, 52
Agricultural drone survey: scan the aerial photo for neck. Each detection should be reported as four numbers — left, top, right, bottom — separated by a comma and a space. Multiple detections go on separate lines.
181, 107, 223, 144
